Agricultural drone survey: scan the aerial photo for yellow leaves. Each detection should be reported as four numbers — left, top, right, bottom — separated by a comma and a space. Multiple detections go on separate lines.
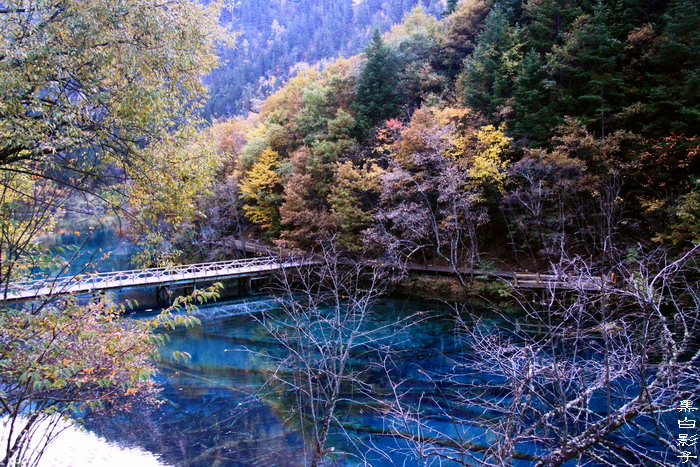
385, 6, 442, 45
469, 125, 511, 192
260, 68, 322, 122
2, 0, 228, 154
329, 162, 384, 250
247, 123, 269, 141
244, 203, 278, 225
448, 124, 512, 193
0, 168, 59, 270
333, 161, 384, 193
638, 196, 666, 214
239, 148, 282, 225
437, 106, 472, 129
239, 148, 281, 198
127, 124, 226, 239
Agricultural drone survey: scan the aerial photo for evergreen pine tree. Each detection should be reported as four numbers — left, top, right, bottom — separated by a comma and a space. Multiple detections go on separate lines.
353, 29, 400, 138
643, 0, 700, 136
443, 0, 459, 16
459, 5, 521, 122
522, 0, 584, 55
511, 50, 562, 145
438, 0, 493, 78
550, 2, 626, 137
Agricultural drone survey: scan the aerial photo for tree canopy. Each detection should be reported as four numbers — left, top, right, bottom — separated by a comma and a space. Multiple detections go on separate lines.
0, 0, 227, 171
0, 2, 227, 464
182, 0, 698, 269
353, 29, 401, 137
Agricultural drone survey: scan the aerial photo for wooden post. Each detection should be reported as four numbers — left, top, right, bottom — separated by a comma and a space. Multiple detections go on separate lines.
240, 277, 252, 295
156, 285, 172, 307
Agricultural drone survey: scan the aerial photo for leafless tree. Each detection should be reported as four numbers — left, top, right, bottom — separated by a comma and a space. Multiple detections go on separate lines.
381, 245, 700, 466
437, 164, 489, 284
501, 149, 590, 266
368, 127, 489, 285
591, 170, 624, 264
194, 175, 250, 261
249, 240, 426, 466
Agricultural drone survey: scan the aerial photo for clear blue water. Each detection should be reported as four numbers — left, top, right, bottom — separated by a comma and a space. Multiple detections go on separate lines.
37, 231, 681, 466
82, 296, 511, 466
78, 293, 684, 466
77, 290, 688, 467
42, 228, 137, 277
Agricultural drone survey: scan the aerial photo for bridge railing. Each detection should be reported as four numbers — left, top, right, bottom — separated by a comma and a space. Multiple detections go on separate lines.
6, 256, 302, 297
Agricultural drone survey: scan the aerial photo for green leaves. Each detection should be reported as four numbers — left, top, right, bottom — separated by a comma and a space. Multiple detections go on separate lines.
0, 297, 160, 421
0, 0, 228, 168
459, 4, 521, 123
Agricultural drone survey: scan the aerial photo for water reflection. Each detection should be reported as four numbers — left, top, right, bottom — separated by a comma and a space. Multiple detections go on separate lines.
85, 296, 468, 466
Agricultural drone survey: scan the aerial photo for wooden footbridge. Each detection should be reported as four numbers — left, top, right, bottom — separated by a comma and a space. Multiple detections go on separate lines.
397, 263, 606, 290
2, 243, 608, 303
2, 256, 308, 302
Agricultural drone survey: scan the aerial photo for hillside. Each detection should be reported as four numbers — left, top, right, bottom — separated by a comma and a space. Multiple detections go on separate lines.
132, 0, 700, 272
205, 0, 447, 118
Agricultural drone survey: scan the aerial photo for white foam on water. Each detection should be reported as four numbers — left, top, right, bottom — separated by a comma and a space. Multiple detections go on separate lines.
134, 296, 282, 324
192, 296, 282, 322
1, 416, 167, 467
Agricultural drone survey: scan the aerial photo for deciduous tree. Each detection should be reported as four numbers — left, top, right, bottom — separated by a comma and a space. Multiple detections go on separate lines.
0, 0, 227, 171
239, 148, 283, 227
385, 246, 700, 466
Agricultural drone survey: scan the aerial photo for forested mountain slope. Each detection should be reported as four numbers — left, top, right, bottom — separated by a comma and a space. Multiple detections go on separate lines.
133, 0, 699, 272
205, 0, 447, 118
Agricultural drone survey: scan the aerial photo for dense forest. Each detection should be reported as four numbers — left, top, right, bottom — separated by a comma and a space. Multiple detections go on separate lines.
138, 0, 699, 274
204, 0, 446, 117
2, 1, 699, 466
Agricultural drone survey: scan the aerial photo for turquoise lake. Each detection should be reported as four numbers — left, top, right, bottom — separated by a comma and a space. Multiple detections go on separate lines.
81, 295, 529, 466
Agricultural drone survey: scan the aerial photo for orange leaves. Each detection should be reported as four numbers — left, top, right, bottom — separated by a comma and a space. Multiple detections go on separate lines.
385, 119, 404, 132
437, 107, 472, 130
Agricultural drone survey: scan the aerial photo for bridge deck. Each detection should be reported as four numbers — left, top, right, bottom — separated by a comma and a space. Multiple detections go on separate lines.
3, 252, 608, 302
374, 262, 605, 291
3, 256, 305, 301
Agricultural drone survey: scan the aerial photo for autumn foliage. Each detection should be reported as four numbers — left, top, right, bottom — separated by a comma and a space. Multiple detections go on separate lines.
175, 2, 697, 268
